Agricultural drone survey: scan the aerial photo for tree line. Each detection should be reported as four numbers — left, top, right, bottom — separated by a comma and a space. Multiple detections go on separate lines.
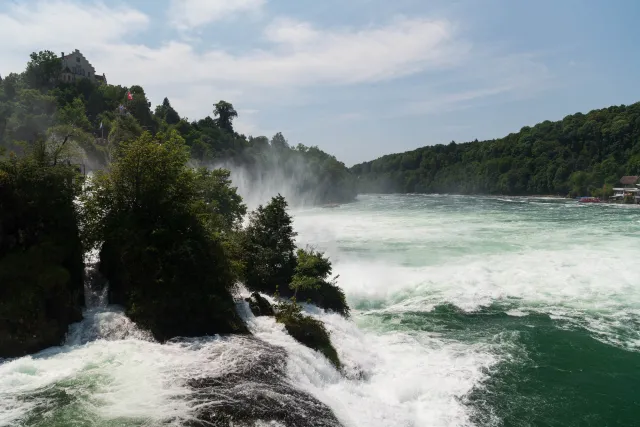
0, 50, 357, 205
351, 102, 640, 197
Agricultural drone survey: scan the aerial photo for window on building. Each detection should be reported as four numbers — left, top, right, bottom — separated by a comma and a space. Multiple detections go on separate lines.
76, 57, 80, 63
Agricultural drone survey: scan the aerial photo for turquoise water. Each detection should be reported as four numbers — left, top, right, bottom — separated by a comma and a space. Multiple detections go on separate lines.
294, 195, 640, 426
2, 194, 639, 426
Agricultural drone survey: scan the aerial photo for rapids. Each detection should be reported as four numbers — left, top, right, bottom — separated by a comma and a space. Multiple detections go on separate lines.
2, 194, 639, 426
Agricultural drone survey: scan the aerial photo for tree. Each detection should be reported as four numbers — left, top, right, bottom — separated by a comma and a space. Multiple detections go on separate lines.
0, 151, 84, 357
25, 50, 61, 91
289, 247, 349, 316
46, 97, 92, 165
108, 113, 143, 148
350, 102, 640, 197
271, 132, 289, 150
155, 97, 181, 125
126, 85, 156, 131
83, 130, 247, 340
1, 73, 22, 100
213, 100, 238, 133
290, 248, 333, 297
193, 168, 247, 231
242, 194, 297, 294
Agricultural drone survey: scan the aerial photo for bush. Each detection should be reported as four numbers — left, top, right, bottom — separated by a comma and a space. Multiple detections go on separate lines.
275, 298, 340, 369
290, 248, 350, 316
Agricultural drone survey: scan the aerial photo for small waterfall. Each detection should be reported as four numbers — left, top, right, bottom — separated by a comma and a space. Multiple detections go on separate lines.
83, 248, 109, 309
65, 249, 153, 345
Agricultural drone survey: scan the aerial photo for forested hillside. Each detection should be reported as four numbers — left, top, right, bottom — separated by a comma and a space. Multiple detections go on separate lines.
351, 102, 640, 197
0, 50, 350, 359
0, 50, 356, 205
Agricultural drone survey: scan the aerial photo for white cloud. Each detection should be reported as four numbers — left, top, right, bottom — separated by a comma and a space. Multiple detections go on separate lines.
168, 0, 265, 29
85, 15, 466, 92
0, 0, 147, 74
0, 0, 551, 131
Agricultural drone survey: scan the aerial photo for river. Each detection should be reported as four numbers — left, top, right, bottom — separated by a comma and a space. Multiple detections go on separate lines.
1, 194, 639, 426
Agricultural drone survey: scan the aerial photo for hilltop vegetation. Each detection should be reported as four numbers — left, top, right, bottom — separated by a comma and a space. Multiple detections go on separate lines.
1, 50, 356, 205
351, 102, 640, 197
0, 50, 350, 363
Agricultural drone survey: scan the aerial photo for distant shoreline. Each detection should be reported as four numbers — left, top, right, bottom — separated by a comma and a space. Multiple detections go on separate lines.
356, 193, 570, 199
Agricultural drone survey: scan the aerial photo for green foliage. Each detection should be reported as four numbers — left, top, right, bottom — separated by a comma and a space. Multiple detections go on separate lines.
291, 248, 350, 316
0, 153, 84, 357
0, 50, 356, 356
352, 103, 640, 196
108, 113, 143, 148
46, 97, 93, 165
213, 100, 238, 133
624, 193, 636, 204
25, 50, 61, 91
2, 50, 357, 205
126, 85, 157, 132
591, 184, 613, 199
275, 297, 341, 369
154, 97, 180, 125
242, 198, 349, 315
193, 168, 247, 231
83, 130, 247, 340
242, 195, 297, 294
271, 132, 289, 151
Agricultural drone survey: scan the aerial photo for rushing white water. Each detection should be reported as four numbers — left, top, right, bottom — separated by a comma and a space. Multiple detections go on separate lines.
3, 194, 640, 427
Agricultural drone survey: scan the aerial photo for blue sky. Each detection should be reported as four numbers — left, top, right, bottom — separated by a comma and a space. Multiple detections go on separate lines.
1, 0, 639, 165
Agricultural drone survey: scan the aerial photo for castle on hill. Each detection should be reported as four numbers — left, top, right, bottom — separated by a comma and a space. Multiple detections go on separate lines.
59, 49, 107, 85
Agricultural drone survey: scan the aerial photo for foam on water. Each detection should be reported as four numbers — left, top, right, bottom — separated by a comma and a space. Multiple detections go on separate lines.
240, 294, 497, 427
292, 195, 640, 351
4, 193, 637, 427
1, 302, 495, 427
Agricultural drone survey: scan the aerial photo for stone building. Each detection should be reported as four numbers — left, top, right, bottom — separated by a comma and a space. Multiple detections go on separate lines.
59, 49, 107, 84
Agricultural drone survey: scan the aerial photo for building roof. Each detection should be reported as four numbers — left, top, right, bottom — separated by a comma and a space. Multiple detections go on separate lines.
620, 176, 639, 185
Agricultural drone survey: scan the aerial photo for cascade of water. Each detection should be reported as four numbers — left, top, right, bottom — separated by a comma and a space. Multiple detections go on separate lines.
64, 249, 153, 346
83, 249, 109, 309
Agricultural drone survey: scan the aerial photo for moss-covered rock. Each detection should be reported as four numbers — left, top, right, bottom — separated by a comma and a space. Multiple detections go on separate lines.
276, 301, 340, 369
245, 292, 274, 317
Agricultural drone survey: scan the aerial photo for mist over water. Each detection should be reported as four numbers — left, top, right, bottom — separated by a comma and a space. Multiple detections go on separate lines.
2, 194, 640, 426
225, 163, 318, 210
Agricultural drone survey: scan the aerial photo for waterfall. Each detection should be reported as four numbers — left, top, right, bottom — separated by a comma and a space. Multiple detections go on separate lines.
65, 249, 153, 346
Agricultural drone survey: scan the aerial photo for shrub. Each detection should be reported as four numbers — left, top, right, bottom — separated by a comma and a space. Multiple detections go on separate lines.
275, 298, 340, 369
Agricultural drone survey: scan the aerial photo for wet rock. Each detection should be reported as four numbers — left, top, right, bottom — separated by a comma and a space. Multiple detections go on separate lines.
280, 313, 341, 370
184, 336, 342, 427
245, 292, 275, 317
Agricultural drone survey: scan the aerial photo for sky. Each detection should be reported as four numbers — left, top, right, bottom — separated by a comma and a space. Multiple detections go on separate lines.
1, 0, 639, 166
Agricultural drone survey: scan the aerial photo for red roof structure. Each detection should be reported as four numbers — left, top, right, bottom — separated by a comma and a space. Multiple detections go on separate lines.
620, 176, 639, 185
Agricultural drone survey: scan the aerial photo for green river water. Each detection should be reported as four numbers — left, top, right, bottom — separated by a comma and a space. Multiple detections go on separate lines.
1, 194, 639, 426
294, 195, 640, 426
